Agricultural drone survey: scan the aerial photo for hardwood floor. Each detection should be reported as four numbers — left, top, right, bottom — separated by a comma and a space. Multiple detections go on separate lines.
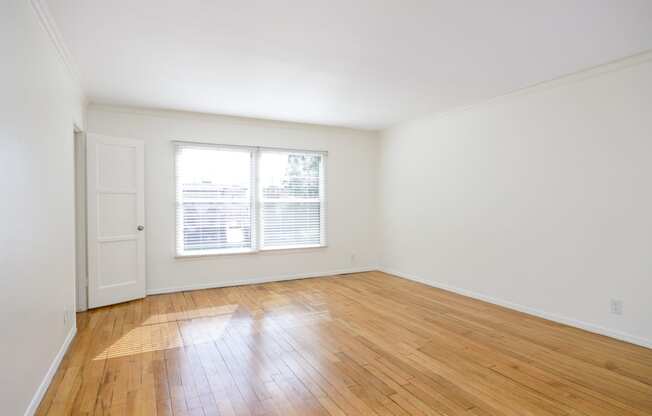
37, 271, 652, 415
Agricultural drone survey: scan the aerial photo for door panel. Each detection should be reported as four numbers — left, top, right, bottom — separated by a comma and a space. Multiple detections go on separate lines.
87, 134, 145, 308
99, 193, 137, 236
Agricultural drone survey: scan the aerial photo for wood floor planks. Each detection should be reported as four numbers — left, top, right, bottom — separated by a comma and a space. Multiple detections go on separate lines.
36, 271, 652, 415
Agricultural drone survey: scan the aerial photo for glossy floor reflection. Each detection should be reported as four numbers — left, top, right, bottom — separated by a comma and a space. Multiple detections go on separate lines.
37, 272, 652, 415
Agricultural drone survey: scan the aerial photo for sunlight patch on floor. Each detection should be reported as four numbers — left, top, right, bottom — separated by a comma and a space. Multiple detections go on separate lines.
140, 304, 239, 325
94, 309, 235, 360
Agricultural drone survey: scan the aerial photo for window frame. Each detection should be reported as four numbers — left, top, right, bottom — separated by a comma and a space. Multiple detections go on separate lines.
174, 141, 327, 258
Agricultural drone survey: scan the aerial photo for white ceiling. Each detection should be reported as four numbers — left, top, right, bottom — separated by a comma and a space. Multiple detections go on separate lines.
48, 0, 652, 129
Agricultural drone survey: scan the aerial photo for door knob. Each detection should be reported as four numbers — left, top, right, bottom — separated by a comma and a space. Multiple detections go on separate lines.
137, 225, 145, 231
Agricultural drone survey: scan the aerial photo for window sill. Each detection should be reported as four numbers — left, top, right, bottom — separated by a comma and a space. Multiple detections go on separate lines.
175, 244, 327, 259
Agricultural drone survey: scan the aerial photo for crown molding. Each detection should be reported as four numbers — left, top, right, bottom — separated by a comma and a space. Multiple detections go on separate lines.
29, 0, 83, 89
87, 102, 379, 134
388, 48, 652, 130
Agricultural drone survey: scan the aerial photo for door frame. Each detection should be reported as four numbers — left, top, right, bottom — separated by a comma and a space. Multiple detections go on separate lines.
74, 126, 88, 312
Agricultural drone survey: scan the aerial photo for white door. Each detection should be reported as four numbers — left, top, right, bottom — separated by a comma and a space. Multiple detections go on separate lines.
87, 133, 146, 308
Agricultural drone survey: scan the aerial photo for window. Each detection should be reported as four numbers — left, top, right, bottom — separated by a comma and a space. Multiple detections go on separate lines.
175, 144, 255, 255
175, 142, 326, 256
259, 151, 325, 249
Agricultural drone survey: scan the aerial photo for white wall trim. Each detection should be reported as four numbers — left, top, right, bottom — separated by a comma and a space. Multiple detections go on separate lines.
146, 266, 376, 295
87, 103, 377, 134
29, 0, 83, 90
379, 267, 652, 350
385, 49, 652, 132
24, 324, 77, 416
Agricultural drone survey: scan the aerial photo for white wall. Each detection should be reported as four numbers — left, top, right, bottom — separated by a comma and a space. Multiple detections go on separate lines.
87, 105, 379, 293
379, 54, 652, 348
0, 1, 85, 414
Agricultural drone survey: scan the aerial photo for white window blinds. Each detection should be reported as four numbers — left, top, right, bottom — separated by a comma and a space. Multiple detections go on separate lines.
175, 143, 255, 256
175, 142, 326, 256
259, 151, 325, 249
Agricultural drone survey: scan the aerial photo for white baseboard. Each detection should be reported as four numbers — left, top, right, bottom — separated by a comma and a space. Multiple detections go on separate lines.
146, 266, 376, 295
24, 324, 77, 416
379, 267, 652, 350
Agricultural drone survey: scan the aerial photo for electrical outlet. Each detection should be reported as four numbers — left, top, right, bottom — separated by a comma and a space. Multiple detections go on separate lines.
350, 252, 356, 265
610, 299, 623, 315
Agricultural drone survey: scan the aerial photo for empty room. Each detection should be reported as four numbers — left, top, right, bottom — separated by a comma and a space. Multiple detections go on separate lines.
3, 0, 652, 415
